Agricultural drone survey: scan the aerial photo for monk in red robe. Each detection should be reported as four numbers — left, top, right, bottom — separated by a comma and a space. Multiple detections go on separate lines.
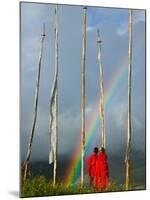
96, 147, 109, 190
87, 147, 99, 186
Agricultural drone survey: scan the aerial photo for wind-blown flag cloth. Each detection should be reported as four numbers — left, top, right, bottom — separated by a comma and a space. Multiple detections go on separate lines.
125, 9, 132, 163
49, 6, 58, 165
97, 29, 105, 148
49, 76, 58, 164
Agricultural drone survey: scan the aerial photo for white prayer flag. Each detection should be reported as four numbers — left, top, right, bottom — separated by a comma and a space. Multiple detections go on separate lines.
49, 6, 58, 165
49, 77, 57, 164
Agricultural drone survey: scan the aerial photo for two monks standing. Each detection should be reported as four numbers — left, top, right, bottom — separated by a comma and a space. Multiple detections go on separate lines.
87, 147, 109, 191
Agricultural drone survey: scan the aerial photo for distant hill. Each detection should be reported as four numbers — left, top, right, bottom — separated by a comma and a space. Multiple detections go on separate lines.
21, 151, 145, 187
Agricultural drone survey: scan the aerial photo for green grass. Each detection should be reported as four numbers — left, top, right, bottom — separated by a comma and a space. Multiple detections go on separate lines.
20, 176, 145, 198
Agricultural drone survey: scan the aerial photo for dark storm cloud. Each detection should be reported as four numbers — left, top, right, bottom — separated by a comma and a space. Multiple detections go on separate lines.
20, 3, 145, 161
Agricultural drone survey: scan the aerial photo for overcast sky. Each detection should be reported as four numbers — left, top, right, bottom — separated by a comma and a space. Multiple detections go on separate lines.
20, 3, 145, 161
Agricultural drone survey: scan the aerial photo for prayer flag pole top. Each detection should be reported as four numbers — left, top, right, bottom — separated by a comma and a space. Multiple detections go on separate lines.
83, 6, 87, 10
41, 24, 46, 37
97, 29, 102, 44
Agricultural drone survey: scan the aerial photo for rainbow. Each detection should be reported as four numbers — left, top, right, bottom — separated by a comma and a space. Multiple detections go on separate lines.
65, 57, 128, 186
65, 37, 143, 186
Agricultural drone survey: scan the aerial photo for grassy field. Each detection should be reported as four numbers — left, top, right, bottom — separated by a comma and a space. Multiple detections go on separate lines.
20, 176, 145, 198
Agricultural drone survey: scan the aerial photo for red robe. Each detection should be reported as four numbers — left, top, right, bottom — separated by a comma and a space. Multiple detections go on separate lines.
96, 152, 109, 190
87, 153, 99, 186
87, 153, 97, 178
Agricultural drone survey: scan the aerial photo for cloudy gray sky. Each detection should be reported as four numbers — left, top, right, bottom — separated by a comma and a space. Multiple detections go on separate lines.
20, 3, 145, 162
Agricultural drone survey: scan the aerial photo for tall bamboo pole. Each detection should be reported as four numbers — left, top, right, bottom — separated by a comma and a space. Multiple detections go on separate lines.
125, 9, 132, 190
81, 6, 87, 187
97, 29, 105, 148
23, 24, 46, 181
53, 5, 58, 186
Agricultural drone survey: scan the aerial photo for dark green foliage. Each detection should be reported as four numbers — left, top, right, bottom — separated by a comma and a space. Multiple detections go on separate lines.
21, 176, 145, 198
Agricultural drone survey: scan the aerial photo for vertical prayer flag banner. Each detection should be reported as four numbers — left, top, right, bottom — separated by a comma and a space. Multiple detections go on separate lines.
49, 6, 58, 165
49, 5, 58, 186
23, 24, 46, 181
97, 29, 105, 149
20, 1, 146, 198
